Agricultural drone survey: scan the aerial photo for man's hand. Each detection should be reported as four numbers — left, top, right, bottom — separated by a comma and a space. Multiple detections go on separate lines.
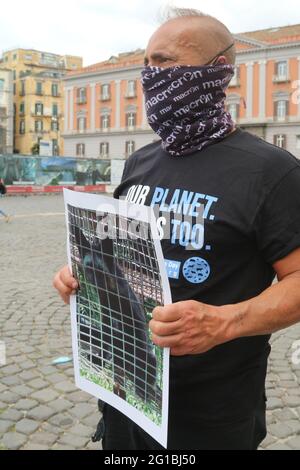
53, 265, 78, 305
150, 301, 232, 356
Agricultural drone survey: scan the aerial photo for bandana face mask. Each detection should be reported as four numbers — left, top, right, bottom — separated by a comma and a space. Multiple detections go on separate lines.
141, 63, 235, 157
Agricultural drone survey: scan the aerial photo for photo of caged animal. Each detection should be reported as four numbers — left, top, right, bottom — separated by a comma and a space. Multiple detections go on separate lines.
69, 210, 162, 408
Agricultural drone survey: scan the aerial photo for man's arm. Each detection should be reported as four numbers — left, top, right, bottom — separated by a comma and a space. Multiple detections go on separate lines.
150, 247, 300, 356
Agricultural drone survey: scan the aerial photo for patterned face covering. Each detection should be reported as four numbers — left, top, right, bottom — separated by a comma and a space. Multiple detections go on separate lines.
141, 64, 235, 157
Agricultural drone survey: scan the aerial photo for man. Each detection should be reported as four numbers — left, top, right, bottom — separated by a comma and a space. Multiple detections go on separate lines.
53, 9, 300, 450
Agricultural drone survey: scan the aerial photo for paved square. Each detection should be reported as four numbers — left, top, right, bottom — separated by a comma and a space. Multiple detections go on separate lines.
0, 195, 300, 450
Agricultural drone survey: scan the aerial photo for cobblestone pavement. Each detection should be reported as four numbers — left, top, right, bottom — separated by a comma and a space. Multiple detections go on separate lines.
0, 195, 300, 451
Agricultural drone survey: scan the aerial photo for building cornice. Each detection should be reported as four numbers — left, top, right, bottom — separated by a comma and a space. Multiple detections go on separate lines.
62, 128, 154, 138
63, 64, 143, 82
236, 41, 300, 56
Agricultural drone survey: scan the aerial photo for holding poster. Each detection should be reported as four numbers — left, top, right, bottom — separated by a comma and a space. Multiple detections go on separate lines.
64, 189, 172, 448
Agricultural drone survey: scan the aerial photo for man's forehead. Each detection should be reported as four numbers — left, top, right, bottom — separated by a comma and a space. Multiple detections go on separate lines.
145, 19, 199, 55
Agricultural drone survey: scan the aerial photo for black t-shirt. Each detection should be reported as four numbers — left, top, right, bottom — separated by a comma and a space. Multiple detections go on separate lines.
114, 128, 300, 424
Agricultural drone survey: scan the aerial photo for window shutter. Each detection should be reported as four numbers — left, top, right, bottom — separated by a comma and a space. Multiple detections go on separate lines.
274, 101, 278, 118
286, 100, 290, 117
282, 135, 287, 149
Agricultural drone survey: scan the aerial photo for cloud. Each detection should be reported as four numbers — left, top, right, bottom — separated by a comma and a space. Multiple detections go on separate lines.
0, 0, 300, 66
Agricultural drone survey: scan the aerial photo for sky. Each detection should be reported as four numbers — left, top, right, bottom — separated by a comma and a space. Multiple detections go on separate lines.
1, 0, 300, 66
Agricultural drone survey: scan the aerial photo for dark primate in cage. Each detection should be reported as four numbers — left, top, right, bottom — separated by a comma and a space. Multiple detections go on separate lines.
68, 205, 163, 406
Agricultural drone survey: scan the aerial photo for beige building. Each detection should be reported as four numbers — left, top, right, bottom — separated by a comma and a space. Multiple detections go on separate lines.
0, 49, 82, 155
0, 69, 13, 154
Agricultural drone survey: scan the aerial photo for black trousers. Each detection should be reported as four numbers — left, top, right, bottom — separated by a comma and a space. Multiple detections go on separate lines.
102, 394, 267, 451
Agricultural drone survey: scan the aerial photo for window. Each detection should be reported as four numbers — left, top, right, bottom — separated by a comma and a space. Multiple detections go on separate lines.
126, 140, 135, 156
275, 100, 289, 120
52, 139, 59, 156
229, 67, 240, 87
13, 53, 17, 61
35, 120, 43, 133
52, 83, 59, 97
19, 120, 25, 134
101, 114, 110, 130
77, 88, 87, 104
296, 135, 300, 150
0, 79, 4, 93
36, 82, 43, 95
51, 119, 59, 132
101, 84, 111, 100
275, 61, 288, 80
20, 102, 25, 115
77, 117, 87, 132
13, 70, 16, 81
228, 103, 240, 121
127, 80, 137, 98
273, 134, 286, 149
20, 81, 25, 96
100, 142, 109, 157
127, 112, 136, 128
76, 143, 85, 156
13, 83, 16, 95
35, 102, 44, 116
52, 104, 58, 117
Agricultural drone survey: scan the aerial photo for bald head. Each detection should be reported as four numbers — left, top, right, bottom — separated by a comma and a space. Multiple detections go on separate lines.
144, 9, 236, 68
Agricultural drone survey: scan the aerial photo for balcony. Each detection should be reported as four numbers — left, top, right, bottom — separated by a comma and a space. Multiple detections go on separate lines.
125, 91, 137, 99
29, 129, 49, 135
100, 94, 111, 101
31, 111, 53, 118
228, 77, 240, 88
77, 98, 87, 105
273, 75, 290, 83
126, 125, 136, 132
274, 115, 289, 123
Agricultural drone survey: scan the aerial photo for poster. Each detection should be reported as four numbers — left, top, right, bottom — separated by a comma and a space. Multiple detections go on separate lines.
64, 189, 172, 448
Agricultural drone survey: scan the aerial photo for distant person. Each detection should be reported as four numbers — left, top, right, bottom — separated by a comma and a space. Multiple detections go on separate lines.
0, 178, 11, 223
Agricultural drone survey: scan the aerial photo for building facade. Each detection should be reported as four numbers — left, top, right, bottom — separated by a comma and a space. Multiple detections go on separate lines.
0, 49, 83, 155
228, 24, 300, 158
63, 25, 300, 161
63, 50, 153, 160
0, 69, 13, 154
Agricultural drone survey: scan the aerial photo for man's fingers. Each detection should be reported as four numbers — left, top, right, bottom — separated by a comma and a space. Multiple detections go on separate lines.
150, 319, 183, 337
152, 304, 182, 322
152, 333, 184, 348
61, 294, 71, 305
60, 267, 78, 289
53, 274, 73, 296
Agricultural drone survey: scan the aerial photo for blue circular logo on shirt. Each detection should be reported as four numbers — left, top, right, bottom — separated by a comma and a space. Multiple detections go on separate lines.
183, 257, 211, 284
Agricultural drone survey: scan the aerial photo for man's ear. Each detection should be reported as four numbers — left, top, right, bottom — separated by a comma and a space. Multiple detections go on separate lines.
217, 56, 227, 65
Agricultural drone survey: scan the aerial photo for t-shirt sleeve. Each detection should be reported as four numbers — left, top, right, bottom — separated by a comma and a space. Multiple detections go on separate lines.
254, 166, 300, 265
113, 157, 134, 199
